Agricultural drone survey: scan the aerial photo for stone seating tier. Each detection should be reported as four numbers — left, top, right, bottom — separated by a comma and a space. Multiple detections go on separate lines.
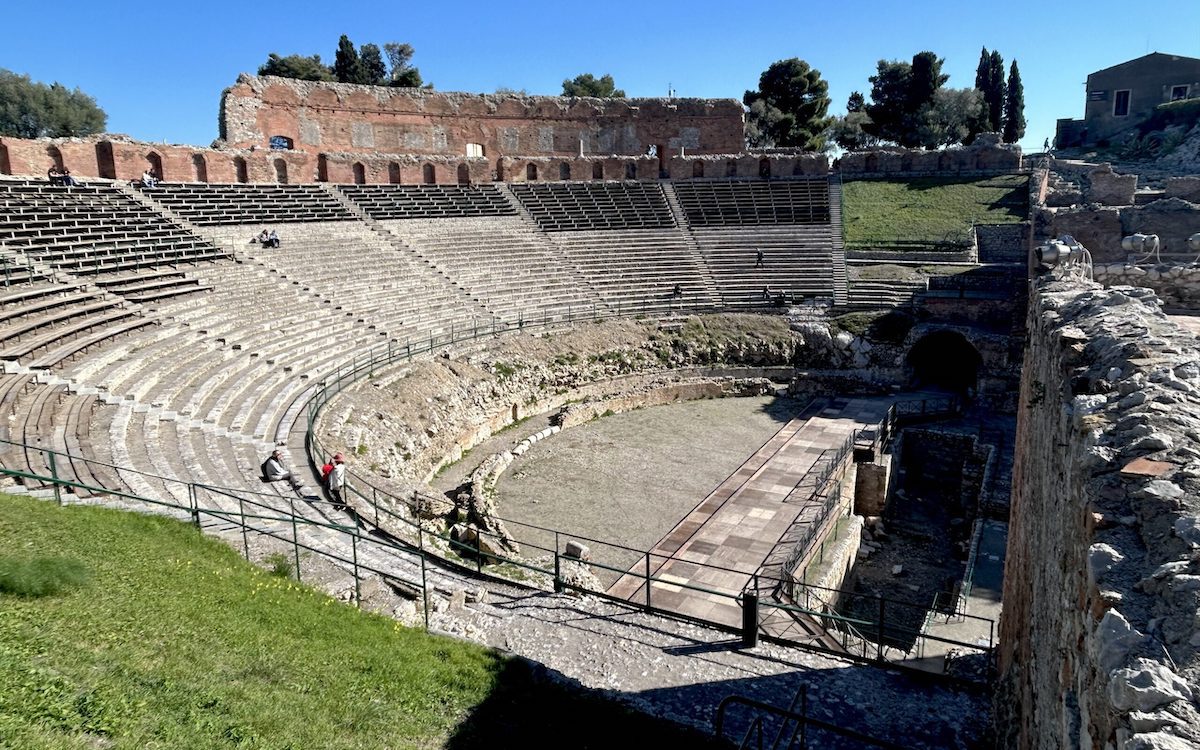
672, 178, 832, 227
510, 182, 676, 232
339, 185, 516, 220
691, 225, 838, 306
143, 184, 356, 225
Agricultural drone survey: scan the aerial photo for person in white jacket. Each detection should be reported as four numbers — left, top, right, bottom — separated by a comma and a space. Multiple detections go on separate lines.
328, 452, 347, 509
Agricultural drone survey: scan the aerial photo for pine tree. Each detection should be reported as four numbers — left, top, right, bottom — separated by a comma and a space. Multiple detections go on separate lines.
986, 50, 1006, 132
358, 44, 387, 86
1003, 60, 1026, 144
332, 35, 362, 84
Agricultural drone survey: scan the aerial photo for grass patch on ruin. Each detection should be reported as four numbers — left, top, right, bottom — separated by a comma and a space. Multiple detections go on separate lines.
0, 494, 719, 749
841, 174, 1029, 247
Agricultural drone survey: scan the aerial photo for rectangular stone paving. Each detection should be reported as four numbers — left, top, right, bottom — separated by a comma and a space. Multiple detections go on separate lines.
608, 395, 893, 628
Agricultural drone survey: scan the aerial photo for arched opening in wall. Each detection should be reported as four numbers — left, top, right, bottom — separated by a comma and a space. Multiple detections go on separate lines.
269, 135, 294, 150
46, 146, 65, 172
0, 144, 10, 175
422, 163, 436, 184
316, 154, 329, 182
692, 160, 704, 178
759, 158, 771, 178
352, 162, 366, 184
559, 162, 571, 181
234, 157, 249, 184
625, 161, 637, 179
273, 158, 288, 184
192, 154, 208, 183
388, 162, 402, 184
906, 330, 982, 396
496, 159, 506, 182
457, 163, 470, 185
864, 153, 879, 172
526, 163, 538, 181
792, 160, 806, 176
592, 161, 604, 180
900, 153, 914, 172
146, 152, 164, 181
725, 159, 737, 177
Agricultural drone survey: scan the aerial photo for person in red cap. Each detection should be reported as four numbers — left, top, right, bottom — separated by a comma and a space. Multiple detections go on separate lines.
328, 452, 348, 509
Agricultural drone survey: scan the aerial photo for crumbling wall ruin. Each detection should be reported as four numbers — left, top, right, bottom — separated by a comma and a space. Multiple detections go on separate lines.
837, 134, 1023, 177
997, 276, 1200, 749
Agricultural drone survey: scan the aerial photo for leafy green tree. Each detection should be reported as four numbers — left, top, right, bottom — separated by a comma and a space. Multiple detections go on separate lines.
257, 53, 335, 81
828, 111, 878, 151
916, 88, 985, 148
359, 44, 388, 86
846, 91, 865, 113
743, 58, 832, 150
383, 42, 424, 87
0, 69, 106, 138
864, 52, 957, 147
333, 35, 363, 84
562, 74, 625, 98
1003, 60, 1025, 143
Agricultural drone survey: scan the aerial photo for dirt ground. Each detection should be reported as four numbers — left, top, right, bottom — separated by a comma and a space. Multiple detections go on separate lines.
490, 394, 807, 561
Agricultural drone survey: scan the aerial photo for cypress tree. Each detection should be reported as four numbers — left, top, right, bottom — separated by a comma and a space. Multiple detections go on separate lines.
332, 35, 362, 84
1003, 60, 1026, 143
986, 51, 1006, 132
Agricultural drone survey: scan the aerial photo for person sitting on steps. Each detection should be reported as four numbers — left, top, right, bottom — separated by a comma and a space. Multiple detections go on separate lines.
267, 229, 280, 248
252, 229, 269, 245
261, 449, 302, 492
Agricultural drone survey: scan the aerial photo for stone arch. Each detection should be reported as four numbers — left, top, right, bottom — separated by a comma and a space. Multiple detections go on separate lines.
146, 151, 164, 180
496, 159, 506, 182
422, 163, 436, 184
559, 162, 571, 181
692, 160, 704, 178
352, 162, 366, 184
725, 159, 737, 177
625, 161, 637, 179
906, 329, 982, 395
759, 157, 771, 178
457, 163, 470, 185
234, 156, 249, 183
269, 135, 294, 150
317, 154, 329, 182
192, 154, 208, 182
0, 143, 11, 175
864, 152, 879, 173
592, 161, 604, 180
388, 162, 402, 184
46, 146, 65, 171
273, 158, 288, 184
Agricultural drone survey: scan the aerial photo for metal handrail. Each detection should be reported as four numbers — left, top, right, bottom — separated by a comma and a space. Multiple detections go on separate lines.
714, 694, 905, 750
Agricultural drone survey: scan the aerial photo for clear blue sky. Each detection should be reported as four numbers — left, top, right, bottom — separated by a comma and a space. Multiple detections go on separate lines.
4, 0, 1198, 152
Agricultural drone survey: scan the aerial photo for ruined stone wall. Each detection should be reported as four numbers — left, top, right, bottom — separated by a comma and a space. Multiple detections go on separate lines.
1045, 198, 1200, 263
1094, 263, 1200, 309
665, 153, 829, 179
996, 276, 1200, 749
220, 75, 745, 157
837, 134, 1023, 177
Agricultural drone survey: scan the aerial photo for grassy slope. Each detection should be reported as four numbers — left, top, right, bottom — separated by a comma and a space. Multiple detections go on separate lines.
841, 175, 1030, 246
0, 496, 717, 749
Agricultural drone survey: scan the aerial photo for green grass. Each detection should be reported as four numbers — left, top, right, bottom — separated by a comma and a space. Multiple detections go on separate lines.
841, 175, 1029, 247
0, 495, 719, 749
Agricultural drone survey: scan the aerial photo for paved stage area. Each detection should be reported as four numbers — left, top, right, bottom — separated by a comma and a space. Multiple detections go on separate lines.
608, 395, 894, 627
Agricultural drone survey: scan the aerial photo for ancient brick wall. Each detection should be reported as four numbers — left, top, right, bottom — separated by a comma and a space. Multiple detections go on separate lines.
1043, 198, 1200, 263
219, 75, 745, 157
996, 276, 1200, 749
665, 153, 829, 179
837, 135, 1023, 177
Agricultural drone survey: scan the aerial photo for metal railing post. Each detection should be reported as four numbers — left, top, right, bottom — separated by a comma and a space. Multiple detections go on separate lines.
351, 522, 361, 608
553, 531, 562, 593
644, 552, 652, 611
46, 450, 61, 506
188, 483, 199, 528
289, 497, 301, 583
237, 495, 249, 560
420, 553, 430, 631
475, 532, 483, 573
877, 597, 885, 661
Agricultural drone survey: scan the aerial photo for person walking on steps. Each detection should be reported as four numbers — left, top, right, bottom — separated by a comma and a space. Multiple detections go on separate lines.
755, 248, 764, 268
327, 453, 348, 510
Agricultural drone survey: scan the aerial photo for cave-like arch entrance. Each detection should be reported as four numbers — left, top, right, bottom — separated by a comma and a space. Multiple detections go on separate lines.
906, 330, 982, 395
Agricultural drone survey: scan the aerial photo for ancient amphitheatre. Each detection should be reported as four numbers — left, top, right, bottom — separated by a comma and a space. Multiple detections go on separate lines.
0, 66, 1198, 750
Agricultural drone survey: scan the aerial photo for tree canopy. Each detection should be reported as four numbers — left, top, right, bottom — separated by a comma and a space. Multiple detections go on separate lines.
1003, 60, 1025, 144
257, 36, 427, 88
561, 74, 625, 98
974, 48, 1006, 133
743, 58, 832, 151
0, 69, 107, 139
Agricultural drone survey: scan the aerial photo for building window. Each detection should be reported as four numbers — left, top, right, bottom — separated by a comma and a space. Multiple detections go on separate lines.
466, 143, 485, 158
269, 135, 294, 150
1171, 85, 1190, 102
1113, 90, 1131, 117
